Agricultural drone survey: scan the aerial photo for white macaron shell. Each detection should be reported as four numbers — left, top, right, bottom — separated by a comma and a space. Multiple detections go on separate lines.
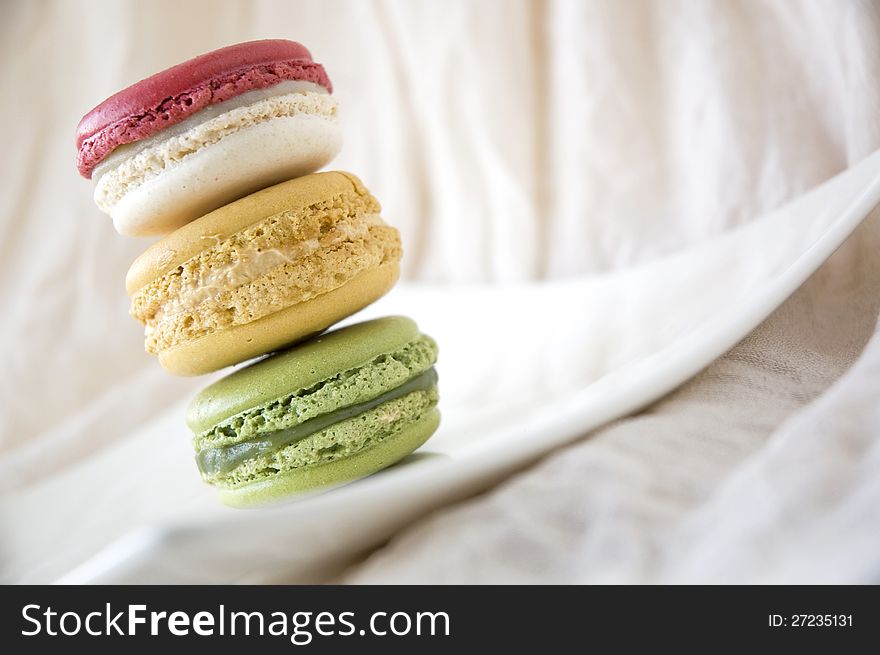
93, 83, 341, 237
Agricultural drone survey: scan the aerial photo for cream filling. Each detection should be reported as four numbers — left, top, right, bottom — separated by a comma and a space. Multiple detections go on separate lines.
94, 81, 337, 209
148, 213, 385, 327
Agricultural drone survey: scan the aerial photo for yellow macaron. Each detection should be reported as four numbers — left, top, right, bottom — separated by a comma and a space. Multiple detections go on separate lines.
126, 171, 401, 375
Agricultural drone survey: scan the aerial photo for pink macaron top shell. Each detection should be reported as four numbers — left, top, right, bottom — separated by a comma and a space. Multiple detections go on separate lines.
76, 40, 332, 178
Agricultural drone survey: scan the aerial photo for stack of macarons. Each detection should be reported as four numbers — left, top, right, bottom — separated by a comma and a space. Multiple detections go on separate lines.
77, 40, 439, 506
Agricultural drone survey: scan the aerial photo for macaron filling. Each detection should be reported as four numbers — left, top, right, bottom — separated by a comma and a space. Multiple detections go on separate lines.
196, 367, 438, 477
148, 214, 383, 325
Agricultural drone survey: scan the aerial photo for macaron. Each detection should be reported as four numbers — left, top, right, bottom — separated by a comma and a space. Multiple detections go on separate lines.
77, 39, 341, 236
126, 171, 401, 376
187, 316, 440, 506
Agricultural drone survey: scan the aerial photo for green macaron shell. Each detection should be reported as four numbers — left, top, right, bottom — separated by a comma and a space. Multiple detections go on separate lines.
186, 315, 441, 505
193, 334, 437, 451
217, 408, 440, 507
187, 316, 421, 435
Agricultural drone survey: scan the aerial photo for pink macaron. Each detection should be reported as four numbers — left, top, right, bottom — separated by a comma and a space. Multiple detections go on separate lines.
77, 40, 342, 236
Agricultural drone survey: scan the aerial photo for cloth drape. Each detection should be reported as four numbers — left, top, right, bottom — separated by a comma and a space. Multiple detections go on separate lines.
2, 0, 878, 582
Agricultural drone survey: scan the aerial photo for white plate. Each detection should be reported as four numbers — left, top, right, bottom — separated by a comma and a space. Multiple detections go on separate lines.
50, 149, 880, 583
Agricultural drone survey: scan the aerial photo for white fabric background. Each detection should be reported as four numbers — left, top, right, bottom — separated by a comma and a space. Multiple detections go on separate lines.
1, 0, 879, 582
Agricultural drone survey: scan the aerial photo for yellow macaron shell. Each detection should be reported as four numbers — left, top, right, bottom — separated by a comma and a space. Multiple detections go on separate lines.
126, 171, 402, 375
159, 264, 399, 376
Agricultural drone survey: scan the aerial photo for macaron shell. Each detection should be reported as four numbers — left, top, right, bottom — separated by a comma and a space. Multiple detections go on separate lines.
126, 171, 369, 295
76, 40, 332, 178
103, 112, 342, 237
216, 408, 440, 507
159, 262, 399, 376
187, 315, 419, 433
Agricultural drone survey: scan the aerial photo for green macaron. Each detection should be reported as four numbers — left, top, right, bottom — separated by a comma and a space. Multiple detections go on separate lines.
186, 316, 440, 507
